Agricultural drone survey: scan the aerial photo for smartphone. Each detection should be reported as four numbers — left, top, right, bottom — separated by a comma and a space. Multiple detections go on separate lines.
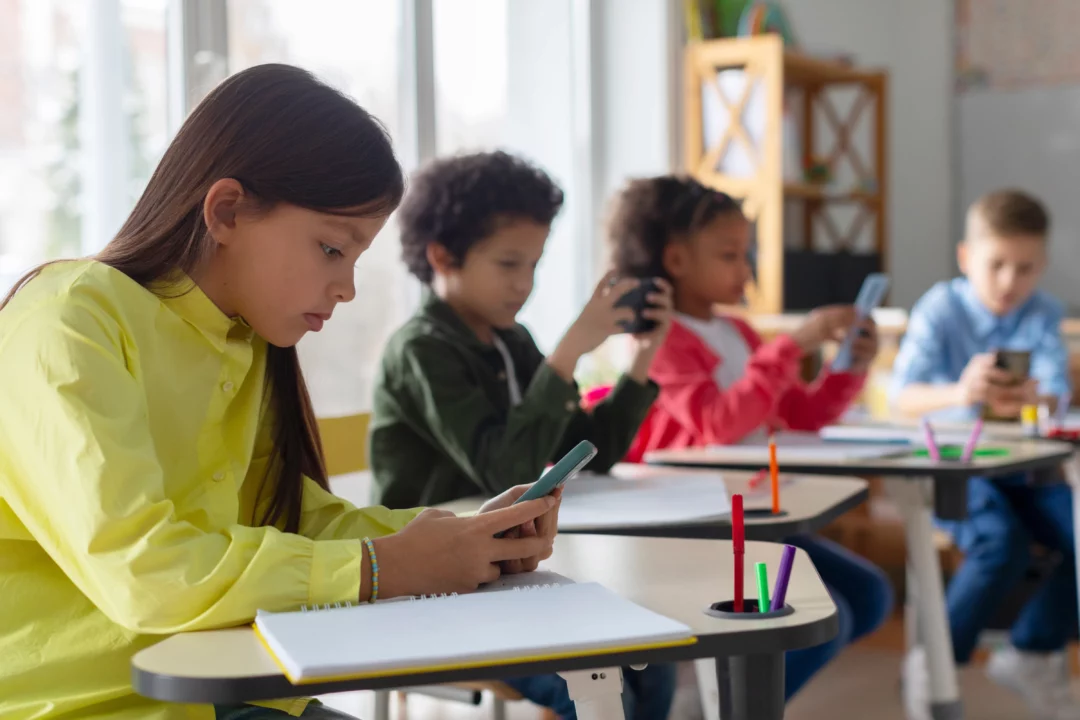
613, 278, 660, 334
493, 441, 597, 538
993, 350, 1031, 385
513, 440, 597, 505
831, 273, 890, 372
982, 350, 1032, 421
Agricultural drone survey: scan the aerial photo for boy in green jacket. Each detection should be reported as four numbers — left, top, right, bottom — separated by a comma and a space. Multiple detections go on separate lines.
370, 151, 675, 720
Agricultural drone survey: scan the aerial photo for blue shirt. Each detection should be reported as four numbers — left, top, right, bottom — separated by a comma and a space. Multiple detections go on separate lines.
889, 277, 1070, 421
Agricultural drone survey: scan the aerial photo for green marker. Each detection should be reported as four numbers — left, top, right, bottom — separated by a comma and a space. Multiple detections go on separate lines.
755, 562, 770, 613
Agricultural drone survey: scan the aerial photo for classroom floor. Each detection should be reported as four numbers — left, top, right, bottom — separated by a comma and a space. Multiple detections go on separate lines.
317, 615, 1064, 720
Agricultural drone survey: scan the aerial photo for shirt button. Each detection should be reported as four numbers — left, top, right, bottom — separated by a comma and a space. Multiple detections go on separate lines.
222, 381, 235, 393
564, 400, 576, 412
213, 471, 225, 482
497, 371, 507, 380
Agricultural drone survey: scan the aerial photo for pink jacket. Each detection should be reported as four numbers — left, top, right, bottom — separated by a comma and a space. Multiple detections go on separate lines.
584, 317, 866, 462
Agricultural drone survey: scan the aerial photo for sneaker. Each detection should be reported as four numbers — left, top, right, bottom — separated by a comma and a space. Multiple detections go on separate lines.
902, 646, 932, 720
985, 645, 1080, 720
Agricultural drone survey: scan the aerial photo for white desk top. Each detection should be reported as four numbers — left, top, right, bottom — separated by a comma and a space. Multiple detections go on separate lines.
132, 535, 836, 703
645, 438, 1073, 479
437, 464, 867, 541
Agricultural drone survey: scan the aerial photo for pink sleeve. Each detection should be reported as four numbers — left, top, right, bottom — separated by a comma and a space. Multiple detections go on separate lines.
654, 335, 805, 445
776, 369, 867, 431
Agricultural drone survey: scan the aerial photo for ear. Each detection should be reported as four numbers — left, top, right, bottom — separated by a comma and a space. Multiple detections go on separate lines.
426, 242, 459, 276
662, 241, 689, 280
202, 178, 246, 246
956, 240, 968, 274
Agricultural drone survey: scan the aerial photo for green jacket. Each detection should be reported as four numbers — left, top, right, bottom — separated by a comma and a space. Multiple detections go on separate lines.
369, 291, 658, 508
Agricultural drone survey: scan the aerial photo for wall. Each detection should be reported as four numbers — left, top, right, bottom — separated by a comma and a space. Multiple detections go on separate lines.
780, 0, 954, 308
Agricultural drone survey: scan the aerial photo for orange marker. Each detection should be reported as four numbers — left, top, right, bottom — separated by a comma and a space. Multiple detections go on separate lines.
768, 434, 780, 514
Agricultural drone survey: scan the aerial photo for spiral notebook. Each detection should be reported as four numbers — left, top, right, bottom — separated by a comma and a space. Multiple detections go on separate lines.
254, 575, 694, 684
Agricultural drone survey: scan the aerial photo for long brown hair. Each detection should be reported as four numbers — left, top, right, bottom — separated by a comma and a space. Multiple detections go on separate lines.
1, 64, 404, 532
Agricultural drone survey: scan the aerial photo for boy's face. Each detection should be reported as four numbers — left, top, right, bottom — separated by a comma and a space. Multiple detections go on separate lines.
957, 232, 1046, 316
664, 212, 753, 307
442, 219, 549, 330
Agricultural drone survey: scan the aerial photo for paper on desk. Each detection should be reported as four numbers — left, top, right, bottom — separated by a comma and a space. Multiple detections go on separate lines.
557, 472, 730, 530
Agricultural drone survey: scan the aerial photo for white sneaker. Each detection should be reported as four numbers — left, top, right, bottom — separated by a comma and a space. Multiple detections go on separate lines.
902, 646, 932, 720
985, 645, 1080, 720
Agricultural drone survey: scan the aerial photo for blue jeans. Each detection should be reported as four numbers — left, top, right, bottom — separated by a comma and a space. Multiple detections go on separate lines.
937, 473, 1078, 663
783, 534, 894, 699
215, 701, 354, 719
504, 664, 677, 720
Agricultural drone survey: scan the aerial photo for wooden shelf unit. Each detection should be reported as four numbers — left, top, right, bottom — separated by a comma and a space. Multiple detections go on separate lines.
684, 35, 889, 313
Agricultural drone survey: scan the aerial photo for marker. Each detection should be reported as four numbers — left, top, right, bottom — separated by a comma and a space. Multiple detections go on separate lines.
755, 561, 770, 613
768, 435, 780, 514
770, 544, 796, 611
732, 494, 745, 612
960, 417, 984, 462
920, 418, 941, 462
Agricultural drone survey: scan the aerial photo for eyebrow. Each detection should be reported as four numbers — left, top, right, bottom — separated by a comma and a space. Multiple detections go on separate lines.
325, 219, 364, 246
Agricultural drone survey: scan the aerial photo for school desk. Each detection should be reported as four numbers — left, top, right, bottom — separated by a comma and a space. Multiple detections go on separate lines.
132, 536, 837, 720
436, 464, 868, 541
645, 439, 1073, 720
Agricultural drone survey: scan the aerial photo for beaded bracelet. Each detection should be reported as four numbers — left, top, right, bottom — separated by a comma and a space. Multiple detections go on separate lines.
362, 536, 379, 603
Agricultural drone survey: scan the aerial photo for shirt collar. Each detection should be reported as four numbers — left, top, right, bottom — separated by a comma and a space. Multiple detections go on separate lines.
159, 273, 251, 352
419, 286, 503, 351
955, 277, 1027, 340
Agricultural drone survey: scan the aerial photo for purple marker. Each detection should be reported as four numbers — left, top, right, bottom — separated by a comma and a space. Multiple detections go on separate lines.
770, 544, 797, 611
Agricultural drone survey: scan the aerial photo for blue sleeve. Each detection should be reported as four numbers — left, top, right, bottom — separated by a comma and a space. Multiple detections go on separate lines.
888, 287, 953, 403
1030, 299, 1071, 398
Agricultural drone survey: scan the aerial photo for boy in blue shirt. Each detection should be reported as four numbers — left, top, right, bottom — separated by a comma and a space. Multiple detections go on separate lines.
891, 190, 1078, 720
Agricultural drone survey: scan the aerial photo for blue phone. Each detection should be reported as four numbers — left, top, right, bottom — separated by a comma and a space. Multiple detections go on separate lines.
514, 440, 597, 504
832, 273, 889, 372
493, 441, 597, 538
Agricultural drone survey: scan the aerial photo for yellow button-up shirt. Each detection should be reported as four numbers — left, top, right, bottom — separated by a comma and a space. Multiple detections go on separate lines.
0, 260, 421, 719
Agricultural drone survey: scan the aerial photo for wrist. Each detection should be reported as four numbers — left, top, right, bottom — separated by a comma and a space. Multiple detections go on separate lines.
548, 339, 584, 382
368, 536, 403, 601
627, 346, 656, 384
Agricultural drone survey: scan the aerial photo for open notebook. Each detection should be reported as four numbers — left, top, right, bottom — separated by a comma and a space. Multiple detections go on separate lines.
557, 472, 730, 530
254, 575, 695, 684
707, 431, 905, 462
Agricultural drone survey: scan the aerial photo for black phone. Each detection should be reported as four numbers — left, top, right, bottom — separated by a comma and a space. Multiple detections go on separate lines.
613, 278, 660, 334
993, 350, 1031, 385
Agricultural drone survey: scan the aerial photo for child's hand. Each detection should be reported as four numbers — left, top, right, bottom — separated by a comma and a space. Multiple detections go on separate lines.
548, 272, 639, 380
790, 305, 858, 354
986, 378, 1038, 418
847, 318, 879, 374
958, 353, 1014, 406
372, 497, 556, 598
479, 485, 562, 575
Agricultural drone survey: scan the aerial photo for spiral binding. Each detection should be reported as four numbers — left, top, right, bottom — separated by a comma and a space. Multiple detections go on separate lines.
513, 583, 561, 592
296, 582, 561, 611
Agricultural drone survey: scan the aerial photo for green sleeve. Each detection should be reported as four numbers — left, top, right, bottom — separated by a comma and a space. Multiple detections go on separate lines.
399, 336, 583, 495
557, 374, 659, 472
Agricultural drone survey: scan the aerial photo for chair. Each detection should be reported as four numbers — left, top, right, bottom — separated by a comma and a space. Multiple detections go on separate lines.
315, 414, 554, 720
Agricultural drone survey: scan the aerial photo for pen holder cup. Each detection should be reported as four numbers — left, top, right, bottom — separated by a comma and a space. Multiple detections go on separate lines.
742, 508, 789, 518
705, 599, 794, 619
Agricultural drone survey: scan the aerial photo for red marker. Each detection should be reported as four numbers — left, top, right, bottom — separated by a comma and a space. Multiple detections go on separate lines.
732, 493, 745, 612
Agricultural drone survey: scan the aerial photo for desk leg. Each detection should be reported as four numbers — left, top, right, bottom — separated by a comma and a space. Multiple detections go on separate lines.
694, 659, 721, 720
715, 653, 785, 720
559, 667, 625, 720
1062, 453, 1080, 669
886, 477, 963, 720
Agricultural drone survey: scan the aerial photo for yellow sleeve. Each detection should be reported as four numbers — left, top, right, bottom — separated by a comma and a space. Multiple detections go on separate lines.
0, 298, 363, 634
298, 476, 424, 541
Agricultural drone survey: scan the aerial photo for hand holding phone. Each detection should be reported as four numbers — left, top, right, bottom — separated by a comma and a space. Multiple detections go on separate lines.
831, 273, 889, 372
491, 441, 596, 538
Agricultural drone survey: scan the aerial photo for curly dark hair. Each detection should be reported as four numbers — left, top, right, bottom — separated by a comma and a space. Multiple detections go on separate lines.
608, 175, 742, 280
397, 151, 565, 283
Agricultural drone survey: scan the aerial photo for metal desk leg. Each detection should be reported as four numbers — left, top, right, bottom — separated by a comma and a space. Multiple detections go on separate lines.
559, 667, 626, 720
373, 690, 391, 720
694, 659, 721, 720
715, 653, 785, 720
886, 477, 963, 720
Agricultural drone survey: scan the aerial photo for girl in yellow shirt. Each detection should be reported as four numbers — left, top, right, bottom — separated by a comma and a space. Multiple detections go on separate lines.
0, 63, 559, 720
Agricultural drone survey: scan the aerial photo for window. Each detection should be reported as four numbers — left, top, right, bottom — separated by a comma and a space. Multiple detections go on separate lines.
227, 0, 416, 418
433, 0, 592, 355
0, 0, 168, 291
